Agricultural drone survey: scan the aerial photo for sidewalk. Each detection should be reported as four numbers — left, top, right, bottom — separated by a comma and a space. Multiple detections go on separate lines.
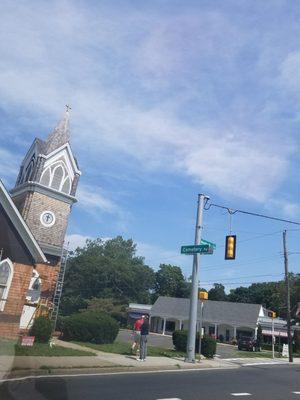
0, 339, 237, 380
1, 339, 299, 380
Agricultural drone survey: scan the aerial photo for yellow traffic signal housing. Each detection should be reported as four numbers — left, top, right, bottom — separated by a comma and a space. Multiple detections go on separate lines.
198, 290, 208, 300
225, 235, 236, 260
267, 311, 276, 318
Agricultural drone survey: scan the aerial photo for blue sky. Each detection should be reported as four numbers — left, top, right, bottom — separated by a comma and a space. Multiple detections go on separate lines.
1, 0, 300, 292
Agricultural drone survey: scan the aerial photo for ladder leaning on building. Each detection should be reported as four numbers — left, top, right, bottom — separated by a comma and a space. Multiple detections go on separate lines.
50, 245, 69, 331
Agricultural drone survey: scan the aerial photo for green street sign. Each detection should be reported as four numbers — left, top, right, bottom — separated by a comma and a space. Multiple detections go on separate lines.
200, 239, 216, 249
181, 244, 213, 255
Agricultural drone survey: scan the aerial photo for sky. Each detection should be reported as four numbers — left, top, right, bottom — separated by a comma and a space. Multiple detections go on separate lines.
1, 0, 300, 292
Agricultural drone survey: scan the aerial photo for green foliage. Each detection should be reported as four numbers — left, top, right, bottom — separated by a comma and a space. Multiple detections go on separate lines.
86, 297, 128, 327
208, 283, 227, 301
29, 316, 52, 343
62, 310, 119, 344
59, 295, 88, 316
172, 330, 216, 358
60, 237, 156, 316
201, 335, 217, 358
155, 264, 191, 298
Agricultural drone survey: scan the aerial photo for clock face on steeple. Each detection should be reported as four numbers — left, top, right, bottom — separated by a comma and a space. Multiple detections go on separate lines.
40, 211, 56, 227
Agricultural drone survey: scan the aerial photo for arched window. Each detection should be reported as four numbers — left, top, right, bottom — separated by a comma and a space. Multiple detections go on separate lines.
39, 160, 72, 194
51, 165, 64, 190
24, 155, 35, 182
40, 168, 51, 186
61, 177, 71, 194
0, 259, 14, 312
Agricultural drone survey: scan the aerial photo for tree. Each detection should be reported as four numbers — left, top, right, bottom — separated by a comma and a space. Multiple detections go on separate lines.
155, 264, 190, 298
208, 283, 227, 301
60, 236, 155, 315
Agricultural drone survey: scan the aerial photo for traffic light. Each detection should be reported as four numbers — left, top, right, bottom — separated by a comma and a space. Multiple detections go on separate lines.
198, 290, 208, 300
225, 235, 236, 260
267, 311, 276, 318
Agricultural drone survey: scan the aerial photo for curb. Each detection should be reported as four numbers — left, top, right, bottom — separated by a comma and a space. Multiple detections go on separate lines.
0, 363, 238, 382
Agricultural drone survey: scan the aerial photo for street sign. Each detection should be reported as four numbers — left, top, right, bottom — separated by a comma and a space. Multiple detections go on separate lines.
181, 244, 213, 255
200, 239, 216, 249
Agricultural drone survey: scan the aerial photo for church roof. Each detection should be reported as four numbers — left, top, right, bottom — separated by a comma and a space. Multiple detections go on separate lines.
45, 110, 70, 155
0, 180, 47, 263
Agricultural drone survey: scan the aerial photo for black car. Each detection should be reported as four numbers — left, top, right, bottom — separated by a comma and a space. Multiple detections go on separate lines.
238, 336, 259, 351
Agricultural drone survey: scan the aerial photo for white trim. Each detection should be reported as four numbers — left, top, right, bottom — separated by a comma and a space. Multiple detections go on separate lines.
44, 143, 81, 175
40, 211, 56, 227
0, 180, 47, 263
0, 258, 14, 311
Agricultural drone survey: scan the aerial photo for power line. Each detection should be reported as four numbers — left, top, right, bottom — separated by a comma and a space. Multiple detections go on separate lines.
204, 202, 300, 226
201, 272, 285, 284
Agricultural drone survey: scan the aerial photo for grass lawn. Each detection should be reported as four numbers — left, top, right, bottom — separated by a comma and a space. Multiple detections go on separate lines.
0, 338, 95, 357
73, 341, 185, 358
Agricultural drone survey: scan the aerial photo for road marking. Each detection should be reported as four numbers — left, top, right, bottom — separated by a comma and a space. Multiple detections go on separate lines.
231, 394, 252, 396
156, 398, 182, 400
292, 392, 300, 394
242, 361, 287, 366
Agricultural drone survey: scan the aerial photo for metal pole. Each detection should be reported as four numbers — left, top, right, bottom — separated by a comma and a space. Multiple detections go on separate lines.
283, 230, 293, 363
198, 301, 204, 362
186, 194, 208, 363
272, 317, 275, 359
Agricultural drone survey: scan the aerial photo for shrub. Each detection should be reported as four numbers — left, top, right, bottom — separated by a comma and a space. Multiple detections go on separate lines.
29, 316, 52, 343
201, 335, 217, 358
62, 310, 119, 344
172, 330, 216, 358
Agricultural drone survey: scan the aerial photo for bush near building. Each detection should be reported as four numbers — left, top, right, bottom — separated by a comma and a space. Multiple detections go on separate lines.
61, 310, 119, 344
29, 316, 52, 343
294, 330, 300, 352
172, 330, 216, 358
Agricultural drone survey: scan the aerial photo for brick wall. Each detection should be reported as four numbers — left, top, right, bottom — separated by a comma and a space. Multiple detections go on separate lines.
21, 191, 70, 249
36, 262, 60, 299
0, 262, 32, 338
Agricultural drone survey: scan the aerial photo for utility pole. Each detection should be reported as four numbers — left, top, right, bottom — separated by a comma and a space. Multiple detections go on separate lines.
283, 230, 293, 363
186, 194, 209, 363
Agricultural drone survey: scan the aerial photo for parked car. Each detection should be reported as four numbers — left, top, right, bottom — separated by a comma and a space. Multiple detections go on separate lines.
238, 336, 259, 351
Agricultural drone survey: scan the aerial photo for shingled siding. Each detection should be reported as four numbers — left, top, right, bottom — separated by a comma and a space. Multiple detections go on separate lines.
0, 262, 32, 338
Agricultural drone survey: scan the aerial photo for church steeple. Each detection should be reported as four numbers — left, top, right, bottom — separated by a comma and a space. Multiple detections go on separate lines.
10, 107, 81, 258
45, 106, 71, 154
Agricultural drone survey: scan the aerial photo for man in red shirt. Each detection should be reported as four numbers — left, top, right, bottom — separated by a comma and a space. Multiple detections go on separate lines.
131, 315, 145, 354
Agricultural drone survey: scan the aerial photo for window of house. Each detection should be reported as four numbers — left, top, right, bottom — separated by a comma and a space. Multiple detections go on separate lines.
0, 259, 14, 312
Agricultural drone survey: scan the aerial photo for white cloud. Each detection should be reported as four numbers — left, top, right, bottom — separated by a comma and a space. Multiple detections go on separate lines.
265, 199, 300, 219
280, 51, 300, 91
65, 233, 92, 250
0, 2, 296, 204
77, 184, 119, 215
136, 241, 190, 274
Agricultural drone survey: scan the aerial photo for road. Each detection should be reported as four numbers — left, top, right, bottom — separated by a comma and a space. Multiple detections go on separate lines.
1, 364, 300, 399
117, 330, 239, 358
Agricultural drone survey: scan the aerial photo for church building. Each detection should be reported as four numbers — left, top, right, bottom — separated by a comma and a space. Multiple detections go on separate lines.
0, 109, 81, 338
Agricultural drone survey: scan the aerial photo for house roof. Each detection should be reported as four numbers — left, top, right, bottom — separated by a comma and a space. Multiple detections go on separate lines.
151, 296, 262, 328
0, 180, 47, 263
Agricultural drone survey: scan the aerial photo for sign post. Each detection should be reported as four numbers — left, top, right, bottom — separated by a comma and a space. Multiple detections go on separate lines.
185, 194, 209, 363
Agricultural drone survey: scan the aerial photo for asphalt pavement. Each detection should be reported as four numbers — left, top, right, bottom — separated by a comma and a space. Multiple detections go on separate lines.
117, 330, 240, 358
1, 364, 300, 400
